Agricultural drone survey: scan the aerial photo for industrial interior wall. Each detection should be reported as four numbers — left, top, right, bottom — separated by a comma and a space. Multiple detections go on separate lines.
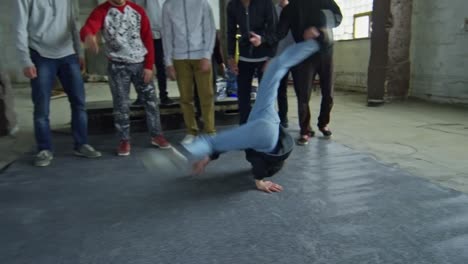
0, 0, 27, 83
333, 39, 371, 92
410, 0, 468, 104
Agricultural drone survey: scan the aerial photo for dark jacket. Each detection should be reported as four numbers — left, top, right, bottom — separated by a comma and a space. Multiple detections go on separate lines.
264, 0, 342, 48
210, 126, 294, 180
226, 0, 278, 60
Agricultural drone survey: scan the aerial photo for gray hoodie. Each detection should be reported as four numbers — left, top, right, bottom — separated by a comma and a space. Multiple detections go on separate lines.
15, 0, 82, 68
161, 0, 216, 67
133, 0, 165, 39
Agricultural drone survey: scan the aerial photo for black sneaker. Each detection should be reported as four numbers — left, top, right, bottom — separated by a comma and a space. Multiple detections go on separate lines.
319, 127, 332, 137
160, 97, 176, 105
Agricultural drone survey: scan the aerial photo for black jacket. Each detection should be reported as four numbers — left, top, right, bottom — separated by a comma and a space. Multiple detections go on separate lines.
227, 0, 278, 60
210, 126, 294, 180
264, 0, 342, 48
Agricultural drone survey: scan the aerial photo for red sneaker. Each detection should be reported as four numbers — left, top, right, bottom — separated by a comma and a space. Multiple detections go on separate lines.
151, 135, 172, 149
117, 140, 131, 156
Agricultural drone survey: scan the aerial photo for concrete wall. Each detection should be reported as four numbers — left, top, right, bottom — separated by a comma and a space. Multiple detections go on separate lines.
333, 39, 371, 92
0, 0, 27, 83
410, 0, 468, 104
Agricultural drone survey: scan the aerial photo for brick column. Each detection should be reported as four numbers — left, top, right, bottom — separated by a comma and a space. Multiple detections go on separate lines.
387, 0, 413, 99
367, 0, 392, 106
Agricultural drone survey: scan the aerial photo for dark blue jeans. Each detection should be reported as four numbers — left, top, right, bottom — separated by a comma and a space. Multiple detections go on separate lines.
184, 40, 320, 159
30, 50, 88, 151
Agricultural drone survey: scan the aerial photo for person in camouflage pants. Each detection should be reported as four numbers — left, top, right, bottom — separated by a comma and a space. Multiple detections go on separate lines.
81, 0, 171, 156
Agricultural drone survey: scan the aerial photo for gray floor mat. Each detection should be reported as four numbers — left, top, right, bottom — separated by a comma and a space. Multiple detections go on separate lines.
1, 131, 467, 264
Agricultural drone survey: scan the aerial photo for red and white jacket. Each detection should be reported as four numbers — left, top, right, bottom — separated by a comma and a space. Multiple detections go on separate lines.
80, 1, 154, 70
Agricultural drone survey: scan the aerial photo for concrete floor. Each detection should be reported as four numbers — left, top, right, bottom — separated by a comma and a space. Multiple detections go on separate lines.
2, 130, 468, 264
1, 81, 467, 193
1, 81, 468, 263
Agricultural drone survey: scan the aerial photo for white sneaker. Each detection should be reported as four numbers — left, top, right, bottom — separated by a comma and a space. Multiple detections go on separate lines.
181, 134, 196, 145
250, 92, 257, 100
34, 150, 53, 167
8, 125, 19, 137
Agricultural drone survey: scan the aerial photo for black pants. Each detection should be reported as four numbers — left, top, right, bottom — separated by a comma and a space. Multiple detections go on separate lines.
291, 49, 334, 136
237, 60, 265, 124
154, 39, 168, 99
277, 73, 289, 124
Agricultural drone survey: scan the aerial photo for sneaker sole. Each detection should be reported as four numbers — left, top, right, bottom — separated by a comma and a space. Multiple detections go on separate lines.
34, 161, 51, 167
73, 151, 102, 158
296, 140, 309, 146
34, 158, 53, 167
117, 152, 130, 156
319, 129, 332, 138
151, 142, 172, 149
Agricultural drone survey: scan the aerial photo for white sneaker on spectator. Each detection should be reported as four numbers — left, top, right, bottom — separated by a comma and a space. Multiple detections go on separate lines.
181, 134, 196, 145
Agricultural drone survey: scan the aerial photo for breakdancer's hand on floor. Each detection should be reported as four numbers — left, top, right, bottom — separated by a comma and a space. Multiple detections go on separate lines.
192, 156, 211, 175
255, 180, 283, 193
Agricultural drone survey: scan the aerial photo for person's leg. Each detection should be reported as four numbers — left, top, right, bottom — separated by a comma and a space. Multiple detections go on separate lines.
236, 60, 255, 124
185, 40, 321, 158
57, 54, 88, 149
291, 57, 317, 138
173, 60, 198, 135
30, 50, 57, 151
130, 63, 165, 138
193, 77, 201, 120
154, 39, 172, 103
193, 60, 215, 134
184, 118, 278, 160
212, 56, 218, 89
255, 61, 265, 83
317, 50, 334, 133
277, 73, 289, 127
252, 61, 265, 96
107, 62, 132, 141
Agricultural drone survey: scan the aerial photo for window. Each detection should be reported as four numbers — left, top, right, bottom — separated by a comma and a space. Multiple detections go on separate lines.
353, 12, 372, 39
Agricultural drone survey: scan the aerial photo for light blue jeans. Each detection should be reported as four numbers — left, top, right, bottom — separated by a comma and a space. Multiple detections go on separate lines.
183, 40, 320, 159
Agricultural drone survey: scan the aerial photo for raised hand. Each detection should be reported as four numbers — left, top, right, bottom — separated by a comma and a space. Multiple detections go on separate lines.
249, 31, 262, 47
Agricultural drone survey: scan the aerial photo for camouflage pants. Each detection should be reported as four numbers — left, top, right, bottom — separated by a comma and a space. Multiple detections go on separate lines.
108, 62, 163, 140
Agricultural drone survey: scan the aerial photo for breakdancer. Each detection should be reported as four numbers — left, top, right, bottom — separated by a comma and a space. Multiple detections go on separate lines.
183, 28, 322, 193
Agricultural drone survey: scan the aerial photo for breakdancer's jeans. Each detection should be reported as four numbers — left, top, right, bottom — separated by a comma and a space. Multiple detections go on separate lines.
183, 40, 320, 159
